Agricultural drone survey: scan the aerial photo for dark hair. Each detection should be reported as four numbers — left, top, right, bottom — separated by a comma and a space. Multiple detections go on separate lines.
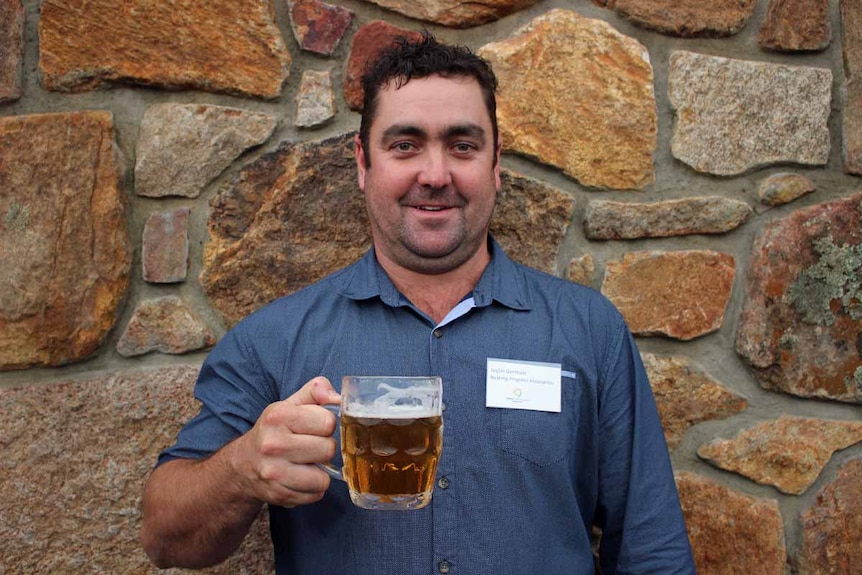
358, 31, 499, 167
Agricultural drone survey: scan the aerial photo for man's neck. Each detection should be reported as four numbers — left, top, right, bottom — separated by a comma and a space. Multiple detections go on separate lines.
376, 248, 491, 324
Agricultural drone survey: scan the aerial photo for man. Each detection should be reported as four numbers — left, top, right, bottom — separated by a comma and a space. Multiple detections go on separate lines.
141, 33, 696, 574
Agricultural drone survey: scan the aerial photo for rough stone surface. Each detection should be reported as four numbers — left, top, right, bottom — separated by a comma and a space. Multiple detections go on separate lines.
641, 353, 747, 451
842, 78, 862, 174
601, 250, 735, 340
759, 0, 831, 52
358, 0, 541, 28
585, 196, 752, 240
116, 296, 215, 357
843, 0, 862, 79
142, 208, 190, 283
344, 21, 422, 111
735, 193, 862, 403
844, 1, 862, 174
202, 133, 576, 325
758, 173, 816, 207
288, 0, 354, 56
598, 0, 756, 38
676, 472, 786, 575
0, 0, 23, 102
38, 0, 291, 99
0, 366, 273, 574
135, 104, 278, 199
491, 171, 575, 275
566, 255, 596, 286
202, 133, 371, 326
479, 10, 657, 190
669, 51, 832, 176
798, 458, 862, 574
296, 70, 336, 128
698, 416, 862, 495
0, 111, 131, 371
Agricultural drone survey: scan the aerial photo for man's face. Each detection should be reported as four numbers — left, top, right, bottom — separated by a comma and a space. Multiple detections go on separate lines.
355, 74, 502, 276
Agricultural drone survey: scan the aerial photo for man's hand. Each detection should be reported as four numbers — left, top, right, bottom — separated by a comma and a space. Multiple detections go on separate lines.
231, 376, 341, 508
141, 376, 341, 569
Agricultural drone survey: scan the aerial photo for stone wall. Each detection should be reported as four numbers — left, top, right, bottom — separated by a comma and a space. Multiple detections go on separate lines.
1, 0, 860, 573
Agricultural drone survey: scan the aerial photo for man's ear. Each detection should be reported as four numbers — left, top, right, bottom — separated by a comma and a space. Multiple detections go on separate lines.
354, 134, 367, 192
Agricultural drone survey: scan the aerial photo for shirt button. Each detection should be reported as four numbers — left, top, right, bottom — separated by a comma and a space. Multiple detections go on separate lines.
438, 560, 451, 574
433, 328, 443, 338
438, 477, 450, 489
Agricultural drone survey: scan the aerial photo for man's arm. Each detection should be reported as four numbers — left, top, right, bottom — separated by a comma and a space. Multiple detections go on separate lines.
596, 323, 696, 574
140, 377, 340, 569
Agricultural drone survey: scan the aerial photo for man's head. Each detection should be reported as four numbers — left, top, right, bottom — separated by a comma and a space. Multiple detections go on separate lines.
353, 34, 502, 278
359, 31, 499, 168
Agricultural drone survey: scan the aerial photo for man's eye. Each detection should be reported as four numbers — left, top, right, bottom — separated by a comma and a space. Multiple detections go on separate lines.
394, 142, 415, 152
453, 143, 475, 153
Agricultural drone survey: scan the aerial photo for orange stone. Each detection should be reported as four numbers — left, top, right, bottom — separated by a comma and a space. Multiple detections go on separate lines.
600, 0, 756, 37
642, 353, 747, 451
677, 472, 786, 575
698, 416, 862, 494
0, 0, 23, 102
602, 250, 735, 340
344, 20, 421, 111
0, 112, 131, 370
39, 0, 290, 99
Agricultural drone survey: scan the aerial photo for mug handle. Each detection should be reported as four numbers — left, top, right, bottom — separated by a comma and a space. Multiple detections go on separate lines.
316, 404, 344, 482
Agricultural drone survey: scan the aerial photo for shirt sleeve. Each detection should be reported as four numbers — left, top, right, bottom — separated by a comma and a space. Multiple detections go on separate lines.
157, 320, 278, 466
594, 315, 696, 574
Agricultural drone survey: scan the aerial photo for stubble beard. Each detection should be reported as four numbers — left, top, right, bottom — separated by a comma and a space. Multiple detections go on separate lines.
397, 223, 474, 275
369, 203, 494, 276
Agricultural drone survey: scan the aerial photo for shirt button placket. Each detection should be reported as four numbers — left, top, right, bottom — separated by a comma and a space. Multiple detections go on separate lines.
430, 323, 453, 574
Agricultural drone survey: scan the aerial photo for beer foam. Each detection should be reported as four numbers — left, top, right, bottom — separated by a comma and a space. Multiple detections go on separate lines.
346, 406, 440, 419
344, 383, 440, 419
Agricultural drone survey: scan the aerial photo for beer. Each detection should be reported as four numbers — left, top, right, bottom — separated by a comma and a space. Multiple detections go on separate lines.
317, 376, 443, 510
341, 412, 443, 508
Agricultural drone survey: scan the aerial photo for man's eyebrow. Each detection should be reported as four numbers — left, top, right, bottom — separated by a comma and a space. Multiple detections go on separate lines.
379, 123, 487, 145
443, 123, 487, 144
381, 123, 427, 142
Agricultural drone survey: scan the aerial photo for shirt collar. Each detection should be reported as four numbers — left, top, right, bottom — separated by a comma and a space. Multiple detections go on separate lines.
334, 236, 532, 312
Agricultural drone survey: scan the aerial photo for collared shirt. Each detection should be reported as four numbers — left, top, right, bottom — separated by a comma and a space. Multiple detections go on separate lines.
161, 239, 695, 575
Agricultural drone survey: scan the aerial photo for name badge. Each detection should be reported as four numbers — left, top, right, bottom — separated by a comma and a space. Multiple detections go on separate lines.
486, 358, 561, 413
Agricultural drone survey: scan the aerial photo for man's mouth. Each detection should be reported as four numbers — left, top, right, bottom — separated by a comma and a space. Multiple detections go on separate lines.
416, 206, 448, 211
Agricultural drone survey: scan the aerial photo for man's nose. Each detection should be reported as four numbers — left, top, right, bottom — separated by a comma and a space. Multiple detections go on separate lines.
416, 149, 453, 188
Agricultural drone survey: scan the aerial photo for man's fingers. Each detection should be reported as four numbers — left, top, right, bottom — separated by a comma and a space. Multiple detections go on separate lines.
262, 376, 340, 436
257, 462, 333, 508
259, 401, 337, 437
286, 376, 341, 407
258, 432, 337, 464
239, 376, 343, 508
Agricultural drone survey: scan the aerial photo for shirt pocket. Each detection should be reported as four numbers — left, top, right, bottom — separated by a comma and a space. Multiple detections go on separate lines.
497, 371, 578, 467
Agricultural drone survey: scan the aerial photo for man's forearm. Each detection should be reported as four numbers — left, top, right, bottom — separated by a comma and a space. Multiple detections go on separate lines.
140, 440, 264, 569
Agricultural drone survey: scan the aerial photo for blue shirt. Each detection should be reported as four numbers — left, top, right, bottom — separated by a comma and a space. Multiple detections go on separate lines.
161, 239, 695, 575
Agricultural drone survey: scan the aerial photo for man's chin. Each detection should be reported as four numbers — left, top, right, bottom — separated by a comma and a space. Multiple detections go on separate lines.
403, 251, 462, 275
402, 236, 460, 260
400, 240, 487, 275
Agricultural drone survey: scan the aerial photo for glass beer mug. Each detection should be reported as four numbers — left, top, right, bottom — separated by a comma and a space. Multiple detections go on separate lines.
319, 376, 443, 511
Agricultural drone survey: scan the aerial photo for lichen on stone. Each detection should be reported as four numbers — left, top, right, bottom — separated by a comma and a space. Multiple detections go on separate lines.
847, 366, 862, 395
787, 235, 862, 326
778, 331, 797, 350
4, 203, 30, 232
